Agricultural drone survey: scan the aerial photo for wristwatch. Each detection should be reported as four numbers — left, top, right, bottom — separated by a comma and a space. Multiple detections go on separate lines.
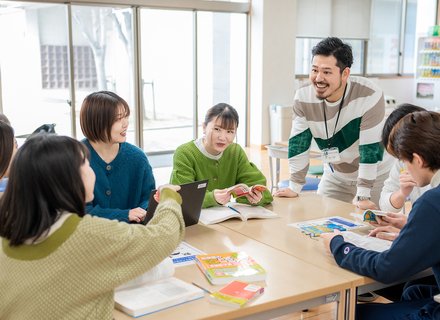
355, 196, 371, 201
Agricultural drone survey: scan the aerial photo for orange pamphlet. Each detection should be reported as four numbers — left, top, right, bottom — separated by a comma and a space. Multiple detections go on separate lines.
210, 280, 264, 308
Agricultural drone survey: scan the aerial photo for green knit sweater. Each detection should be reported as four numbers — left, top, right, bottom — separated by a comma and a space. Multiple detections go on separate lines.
0, 188, 184, 320
170, 140, 273, 208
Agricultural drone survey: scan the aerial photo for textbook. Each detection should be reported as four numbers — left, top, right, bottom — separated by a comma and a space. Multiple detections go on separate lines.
199, 203, 279, 225
227, 183, 267, 198
114, 258, 204, 318
195, 252, 267, 285
210, 280, 264, 309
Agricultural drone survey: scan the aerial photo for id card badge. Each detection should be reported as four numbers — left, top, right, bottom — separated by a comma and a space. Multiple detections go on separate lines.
321, 147, 340, 163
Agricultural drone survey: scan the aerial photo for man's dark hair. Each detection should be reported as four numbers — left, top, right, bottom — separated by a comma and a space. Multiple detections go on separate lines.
311, 37, 353, 72
388, 111, 440, 171
381, 103, 425, 148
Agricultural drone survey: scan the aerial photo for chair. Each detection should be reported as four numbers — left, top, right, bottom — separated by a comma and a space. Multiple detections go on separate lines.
307, 165, 324, 178
265, 145, 288, 192
278, 177, 321, 191
265, 145, 321, 192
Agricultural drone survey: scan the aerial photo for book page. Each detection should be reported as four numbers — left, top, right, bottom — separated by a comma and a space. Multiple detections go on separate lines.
199, 206, 240, 225
227, 203, 279, 220
342, 231, 392, 252
289, 216, 365, 230
116, 257, 175, 291
169, 241, 206, 267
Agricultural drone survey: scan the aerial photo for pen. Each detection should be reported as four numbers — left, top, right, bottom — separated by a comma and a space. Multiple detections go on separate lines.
192, 281, 214, 294
329, 163, 334, 173
227, 205, 241, 214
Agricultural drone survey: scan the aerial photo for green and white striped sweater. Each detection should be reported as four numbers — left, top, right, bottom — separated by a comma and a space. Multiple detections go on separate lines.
288, 76, 394, 197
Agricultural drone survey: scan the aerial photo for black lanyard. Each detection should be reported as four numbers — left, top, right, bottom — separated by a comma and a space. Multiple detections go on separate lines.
323, 85, 347, 149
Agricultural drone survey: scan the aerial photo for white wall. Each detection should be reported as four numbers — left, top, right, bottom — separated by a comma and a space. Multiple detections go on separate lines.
374, 77, 415, 106
249, 0, 297, 147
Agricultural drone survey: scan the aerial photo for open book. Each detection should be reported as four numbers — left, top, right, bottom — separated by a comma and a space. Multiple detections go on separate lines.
199, 203, 279, 225
342, 231, 392, 252
227, 184, 267, 198
114, 258, 204, 318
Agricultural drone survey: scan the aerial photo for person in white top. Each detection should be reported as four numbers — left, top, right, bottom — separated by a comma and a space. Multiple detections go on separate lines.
379, 104, 429, 215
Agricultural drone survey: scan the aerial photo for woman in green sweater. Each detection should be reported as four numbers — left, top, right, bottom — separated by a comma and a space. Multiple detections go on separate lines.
171, 103, 273, 208
0, 134, 184, 319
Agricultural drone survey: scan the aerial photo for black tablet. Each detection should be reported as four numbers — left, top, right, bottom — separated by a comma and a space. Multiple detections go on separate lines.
144, 179, 209, 227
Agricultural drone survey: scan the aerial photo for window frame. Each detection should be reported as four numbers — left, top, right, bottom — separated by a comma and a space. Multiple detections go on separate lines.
295, 0, 436, 79
0, 0, 250, 154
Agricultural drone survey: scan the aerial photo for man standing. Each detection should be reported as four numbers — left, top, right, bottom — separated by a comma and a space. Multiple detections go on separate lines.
274, 37, 393, 210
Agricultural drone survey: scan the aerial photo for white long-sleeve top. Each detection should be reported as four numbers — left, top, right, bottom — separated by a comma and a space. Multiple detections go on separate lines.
379, 159, 431, 213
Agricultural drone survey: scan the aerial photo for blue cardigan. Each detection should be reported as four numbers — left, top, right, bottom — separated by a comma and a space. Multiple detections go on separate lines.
330, 184, 440, 317
83, 140, 156, 221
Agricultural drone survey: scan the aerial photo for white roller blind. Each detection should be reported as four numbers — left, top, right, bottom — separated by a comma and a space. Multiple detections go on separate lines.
296, 0, 371, 40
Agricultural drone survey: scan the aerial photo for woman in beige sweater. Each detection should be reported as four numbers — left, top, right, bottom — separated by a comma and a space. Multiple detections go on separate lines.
0, 134, 185, 320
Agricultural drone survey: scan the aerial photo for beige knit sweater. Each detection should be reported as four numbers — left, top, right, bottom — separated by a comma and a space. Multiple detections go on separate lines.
0, 188, 185, 320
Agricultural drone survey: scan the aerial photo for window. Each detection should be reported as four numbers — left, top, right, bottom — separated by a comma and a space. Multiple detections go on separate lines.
296, 0, 437, 78
71, 5, 136, 145
295, 38, 364, 76
402, 0, 417, 74
367, 0, 402, 75
197, 11, 247, 147
0, 2, 73, 139
367, 0, 436, 76
40, 45, 97, 89
140, 9, 194, 153
0, 0, 249, 154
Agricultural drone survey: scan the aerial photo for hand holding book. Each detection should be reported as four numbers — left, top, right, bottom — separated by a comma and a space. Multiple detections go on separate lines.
227, 184, 267, 199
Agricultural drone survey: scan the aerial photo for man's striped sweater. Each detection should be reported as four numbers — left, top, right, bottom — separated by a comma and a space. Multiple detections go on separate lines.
288, 76, 394, 197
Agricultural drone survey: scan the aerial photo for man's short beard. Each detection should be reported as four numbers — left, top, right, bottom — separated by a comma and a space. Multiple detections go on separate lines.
314, 80, 343, 101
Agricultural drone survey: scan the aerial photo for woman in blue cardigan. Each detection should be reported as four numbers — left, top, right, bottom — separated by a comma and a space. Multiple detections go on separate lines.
80, 91, 155, 223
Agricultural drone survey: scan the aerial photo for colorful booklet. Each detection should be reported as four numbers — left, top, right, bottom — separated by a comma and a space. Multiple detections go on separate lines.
199, 203, 279, 225
300, 222, 346, 237
210, 280, 264, 309
227, 184, 267, 198
195, 252, 267, 285
363, 209, 388, 223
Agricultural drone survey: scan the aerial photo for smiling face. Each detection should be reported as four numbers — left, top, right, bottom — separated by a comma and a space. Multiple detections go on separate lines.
110, 106, 129, 144
203, 116, 237, 155
310, 55, 350, 103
